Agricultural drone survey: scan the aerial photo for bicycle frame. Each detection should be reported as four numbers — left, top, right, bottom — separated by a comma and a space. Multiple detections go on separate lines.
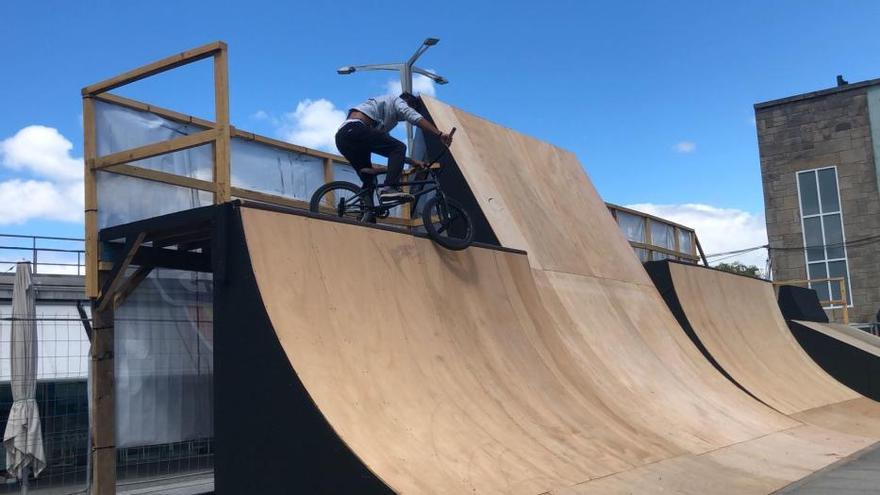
343, 166, 446, 216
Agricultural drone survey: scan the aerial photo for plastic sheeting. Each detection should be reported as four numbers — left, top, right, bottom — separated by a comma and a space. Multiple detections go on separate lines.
115, 269, 213, 447
94, 102, 213, 229
231, 138, 325, 201
616, 211, 646, 243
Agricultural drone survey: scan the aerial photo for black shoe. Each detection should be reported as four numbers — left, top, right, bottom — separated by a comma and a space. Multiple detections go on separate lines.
379, 187, 413, 202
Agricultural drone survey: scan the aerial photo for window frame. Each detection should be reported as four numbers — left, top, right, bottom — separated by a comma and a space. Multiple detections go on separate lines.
795, 166, 853, 308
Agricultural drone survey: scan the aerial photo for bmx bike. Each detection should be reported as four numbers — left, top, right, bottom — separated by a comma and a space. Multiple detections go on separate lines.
308, 129, 474, 250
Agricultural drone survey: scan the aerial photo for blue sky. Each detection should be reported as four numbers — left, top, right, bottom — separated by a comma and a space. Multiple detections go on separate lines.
2, 0, 879, 265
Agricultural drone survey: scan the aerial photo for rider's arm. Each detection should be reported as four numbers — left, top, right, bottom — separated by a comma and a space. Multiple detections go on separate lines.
395, 97, 454, 146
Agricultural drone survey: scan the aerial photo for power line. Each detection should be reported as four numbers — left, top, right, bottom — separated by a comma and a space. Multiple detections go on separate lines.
704, 232, 880, 260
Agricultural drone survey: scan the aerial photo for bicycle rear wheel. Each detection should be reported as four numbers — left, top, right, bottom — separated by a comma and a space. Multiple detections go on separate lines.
421, 196, 474, 250
309, 181, 373, 222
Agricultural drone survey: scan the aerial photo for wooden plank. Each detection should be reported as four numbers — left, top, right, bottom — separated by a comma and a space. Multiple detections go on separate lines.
102, 164, 216, 192
82, 41, 225, 96
83, 96, 100, 298
93, 93, 216, 129
93, 129, 219, 170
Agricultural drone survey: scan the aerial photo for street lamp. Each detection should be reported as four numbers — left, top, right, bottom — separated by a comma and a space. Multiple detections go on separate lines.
337, 38, 449, 154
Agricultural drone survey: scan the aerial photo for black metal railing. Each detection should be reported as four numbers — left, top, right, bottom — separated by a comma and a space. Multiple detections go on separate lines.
0, 234, 85, 275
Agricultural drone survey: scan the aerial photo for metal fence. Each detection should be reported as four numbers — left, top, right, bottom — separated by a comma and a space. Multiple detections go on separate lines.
0, 308, 214, 494
0, 236, 85, 276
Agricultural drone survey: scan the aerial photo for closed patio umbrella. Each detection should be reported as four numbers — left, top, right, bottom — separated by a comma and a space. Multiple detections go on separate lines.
3, 262, 45, 485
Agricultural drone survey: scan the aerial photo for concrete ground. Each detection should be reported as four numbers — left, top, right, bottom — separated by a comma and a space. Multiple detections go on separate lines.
776, 441, 880, 494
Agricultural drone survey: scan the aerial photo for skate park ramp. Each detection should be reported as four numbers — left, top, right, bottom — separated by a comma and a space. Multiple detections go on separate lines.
645, 260, 880, 423
788, 320, 880, 401
213, 97, 880, 494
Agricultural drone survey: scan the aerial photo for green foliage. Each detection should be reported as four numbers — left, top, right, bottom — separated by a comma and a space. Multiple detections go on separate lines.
713, 261, 761, 278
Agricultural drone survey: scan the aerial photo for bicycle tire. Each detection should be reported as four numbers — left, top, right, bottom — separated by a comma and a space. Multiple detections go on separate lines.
421, 196, 474, 250
309, 181, 373, 222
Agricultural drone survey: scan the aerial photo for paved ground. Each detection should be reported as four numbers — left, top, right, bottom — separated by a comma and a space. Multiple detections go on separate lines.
776, 442, 880, 494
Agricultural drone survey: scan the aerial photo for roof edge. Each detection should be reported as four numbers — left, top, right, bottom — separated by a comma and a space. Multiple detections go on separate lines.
754, 77, 880, 111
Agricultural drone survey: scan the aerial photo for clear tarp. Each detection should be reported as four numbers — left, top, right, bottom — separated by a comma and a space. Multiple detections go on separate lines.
96, 172, 212, 229
94, 101, 212, 181
616, 212, 645, 243
650, 222, 675, 251
115, 269, 213, 447
231, 138, 325, 201
94, 101, 213, 229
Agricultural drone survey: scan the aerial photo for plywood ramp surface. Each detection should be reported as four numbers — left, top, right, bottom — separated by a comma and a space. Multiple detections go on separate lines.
794, 321, 880, 358
422, 96, 649, 284
241, 208, 874, 494
665, 262, 880, 424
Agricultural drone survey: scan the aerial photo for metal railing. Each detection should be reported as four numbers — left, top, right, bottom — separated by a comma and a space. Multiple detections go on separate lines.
0, 234, 86, 275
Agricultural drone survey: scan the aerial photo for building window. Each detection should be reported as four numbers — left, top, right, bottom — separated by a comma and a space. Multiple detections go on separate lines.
796, 167, 852, 306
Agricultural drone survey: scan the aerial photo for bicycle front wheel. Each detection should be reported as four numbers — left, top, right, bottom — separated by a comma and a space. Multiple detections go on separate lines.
421, 196, 474, 250
309, 181, 373, 222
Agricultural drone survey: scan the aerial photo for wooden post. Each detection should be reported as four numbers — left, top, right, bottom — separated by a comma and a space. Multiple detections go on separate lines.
83, 97, 99, 298
644, 218, 653, 261
90, 299, 115, 495
323, 158, 335, 207
840, 279, 849, 325
213, 44, 232, 203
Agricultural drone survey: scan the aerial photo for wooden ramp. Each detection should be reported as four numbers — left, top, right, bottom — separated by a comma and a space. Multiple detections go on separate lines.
646, 260, 880, 428
214, 98, 880, 494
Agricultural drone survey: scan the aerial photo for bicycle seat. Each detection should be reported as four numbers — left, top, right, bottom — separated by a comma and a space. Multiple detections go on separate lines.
359, 166, 388, 176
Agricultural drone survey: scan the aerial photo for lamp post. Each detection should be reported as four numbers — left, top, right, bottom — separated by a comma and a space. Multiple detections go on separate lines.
337, 38, 449, 155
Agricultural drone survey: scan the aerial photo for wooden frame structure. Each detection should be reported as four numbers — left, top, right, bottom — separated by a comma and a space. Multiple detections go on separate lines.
772, 277, 850, 325
80, 41, 436, 495
606, 203, 707, 265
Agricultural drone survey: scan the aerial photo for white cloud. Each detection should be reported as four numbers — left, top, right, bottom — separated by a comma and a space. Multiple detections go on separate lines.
625, 203, 769, 272
251, 110, 270, 120
385, 72, 437, 97
673, 141, 696, 154
0, 125, 84, 226
1, 125, 83, 181
278, 99, 346, 152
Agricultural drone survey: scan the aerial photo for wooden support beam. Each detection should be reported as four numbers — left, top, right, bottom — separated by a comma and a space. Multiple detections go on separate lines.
83, 96, 100, 298
82, 41, 225, 96
97, 232, 146, 313
93, 93, 216, 129
695, 236, 709, 266
213, 47, 232, 203
100, 164, 216, 192
90, 290, 115, 495
75, 300, 93, 341
92, 129, 219, 170
113, 265, 154, 309
323, 158, 335, 207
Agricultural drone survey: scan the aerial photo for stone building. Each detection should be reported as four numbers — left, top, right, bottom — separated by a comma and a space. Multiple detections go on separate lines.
756, 77, 880, 323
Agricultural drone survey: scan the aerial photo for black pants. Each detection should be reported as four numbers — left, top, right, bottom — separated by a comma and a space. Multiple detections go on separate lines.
335, 122, 406, 188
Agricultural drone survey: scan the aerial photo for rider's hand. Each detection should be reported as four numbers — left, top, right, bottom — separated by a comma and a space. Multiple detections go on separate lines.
439, 131, 453, 147
411, 159, 428, 169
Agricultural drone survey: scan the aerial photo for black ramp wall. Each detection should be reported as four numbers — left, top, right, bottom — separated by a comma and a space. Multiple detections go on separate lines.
213, 205, 392, 495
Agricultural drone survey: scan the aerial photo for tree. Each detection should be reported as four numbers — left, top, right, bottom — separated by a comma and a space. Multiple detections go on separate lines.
713, 261, 762, 278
